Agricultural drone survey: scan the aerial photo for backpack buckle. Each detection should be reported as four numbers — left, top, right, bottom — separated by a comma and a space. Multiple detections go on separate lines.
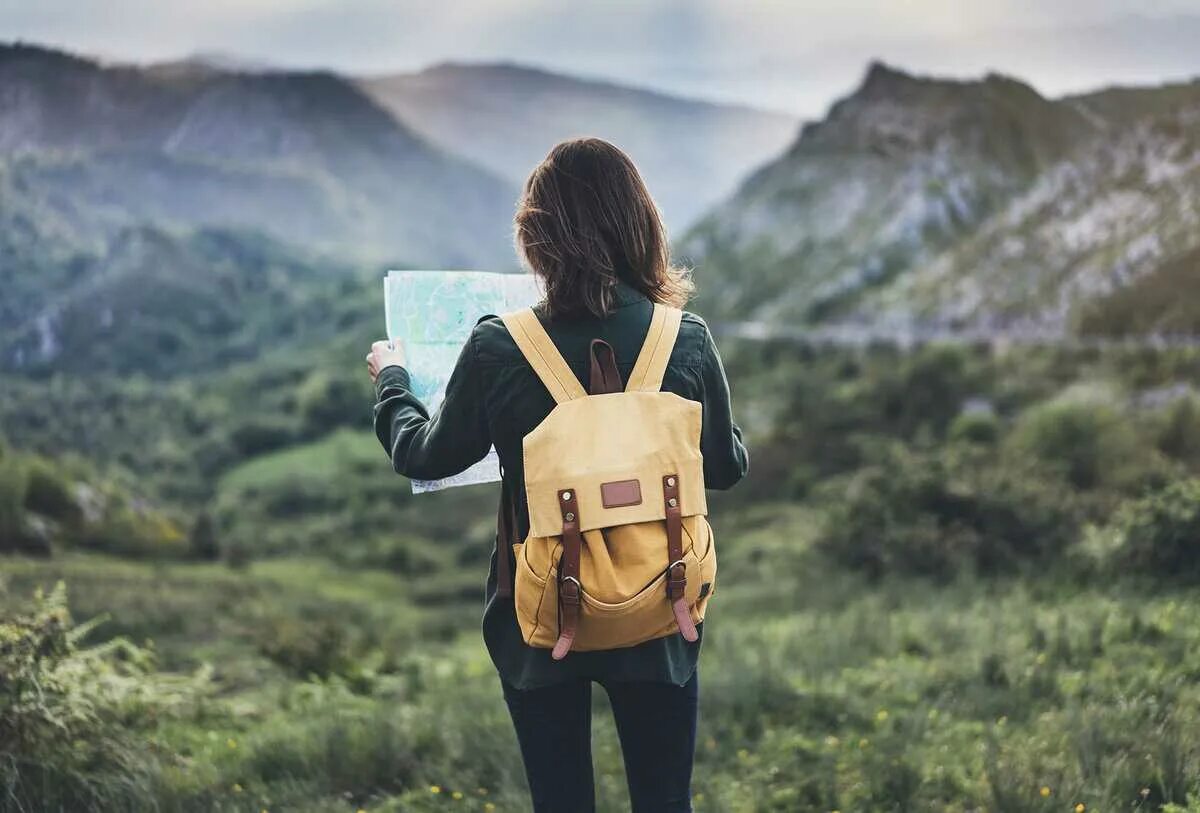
666, 559, 687, 600
559, 575, 581, 605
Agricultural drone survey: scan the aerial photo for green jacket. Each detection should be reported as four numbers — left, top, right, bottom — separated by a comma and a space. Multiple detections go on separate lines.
373, 281, 748, 689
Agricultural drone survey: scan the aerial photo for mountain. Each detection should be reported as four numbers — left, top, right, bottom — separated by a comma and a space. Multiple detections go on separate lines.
682, 62, 1200, 333
0, 43, 516, 267
360, 62, 798, 232
0, 219, 370, 378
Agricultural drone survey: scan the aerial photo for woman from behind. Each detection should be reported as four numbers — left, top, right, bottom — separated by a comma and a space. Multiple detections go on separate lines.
368, 137, 748, 812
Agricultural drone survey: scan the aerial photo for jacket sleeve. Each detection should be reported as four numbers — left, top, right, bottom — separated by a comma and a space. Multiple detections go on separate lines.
372, 332, 492, 480
698, 327, 750, 490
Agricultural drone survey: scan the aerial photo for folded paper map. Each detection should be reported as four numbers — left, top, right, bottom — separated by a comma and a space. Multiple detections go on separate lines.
384, 270, 543, 493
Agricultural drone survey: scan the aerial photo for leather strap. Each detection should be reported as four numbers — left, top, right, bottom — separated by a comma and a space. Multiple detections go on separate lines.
494, 476, 518, 599
663, 473, 698, 642
588, 339, 623, 395
627, 304, 683, 393
500, 308, 587, 404
553, 487, 583, 660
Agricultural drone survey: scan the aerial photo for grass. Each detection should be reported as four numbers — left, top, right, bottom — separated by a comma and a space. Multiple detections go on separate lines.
4, 505, 1200, 811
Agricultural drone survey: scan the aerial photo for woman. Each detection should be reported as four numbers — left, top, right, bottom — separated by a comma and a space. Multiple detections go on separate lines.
366, 138, 748, 812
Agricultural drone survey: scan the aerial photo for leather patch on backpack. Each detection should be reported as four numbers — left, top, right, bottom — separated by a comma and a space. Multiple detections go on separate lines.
600, 479, 642, 508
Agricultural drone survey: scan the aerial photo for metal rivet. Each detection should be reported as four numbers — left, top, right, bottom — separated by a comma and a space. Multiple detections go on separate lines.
562, 491, 572, 501
668, 498, 678, 508
565, 512, 575, 522
667, 477, 676, 487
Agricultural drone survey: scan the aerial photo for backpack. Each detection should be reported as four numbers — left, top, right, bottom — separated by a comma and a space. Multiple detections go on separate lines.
494, 303, 717, 660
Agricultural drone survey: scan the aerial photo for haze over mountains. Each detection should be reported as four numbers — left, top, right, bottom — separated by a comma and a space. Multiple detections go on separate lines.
362, 62, 797, 232
683, 62, 1200, 336
0, 41, 797, 373
3, 39, 1200, 380
0, 43, 517, 269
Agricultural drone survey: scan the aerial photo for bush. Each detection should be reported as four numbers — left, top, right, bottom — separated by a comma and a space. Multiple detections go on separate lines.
23, 458, 82, 525
229, 416, 297, 457
817, 446, 1078, 578
948, 410, 1000, 445
1157, 396, 1200, 468
0, 584, 198, 811
1108, 478, 1200, 579
256, 615, 353, 679
81, 500, 190, 559
297, 370, 372, 436
188, 511, 220, 560
0, 457, 29, 551
886, 344, 978, 437
1007, 396, 1141, 490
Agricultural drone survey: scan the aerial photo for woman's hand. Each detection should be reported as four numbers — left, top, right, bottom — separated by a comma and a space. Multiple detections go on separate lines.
366, 340, 407, 384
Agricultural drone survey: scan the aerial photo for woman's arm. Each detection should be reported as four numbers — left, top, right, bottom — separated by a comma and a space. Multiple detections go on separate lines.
369, 334, 492, 481
698, 327, 750, 490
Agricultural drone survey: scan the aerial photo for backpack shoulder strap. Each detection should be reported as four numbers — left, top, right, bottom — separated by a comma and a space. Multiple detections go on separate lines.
500, 307, 587, 404
626, 303, 683, 392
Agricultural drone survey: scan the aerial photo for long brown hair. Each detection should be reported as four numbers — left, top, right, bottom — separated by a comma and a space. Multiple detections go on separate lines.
515, 138, 692, 318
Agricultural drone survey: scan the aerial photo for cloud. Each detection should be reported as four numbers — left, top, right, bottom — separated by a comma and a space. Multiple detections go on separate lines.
2, 0, 1198, 114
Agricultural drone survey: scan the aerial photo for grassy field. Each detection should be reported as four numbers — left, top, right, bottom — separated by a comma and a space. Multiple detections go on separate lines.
5, 501, 1200, 812
5, 343, 1200, 810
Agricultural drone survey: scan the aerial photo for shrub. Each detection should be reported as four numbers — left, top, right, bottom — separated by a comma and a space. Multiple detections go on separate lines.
888, 344, 978, 437
1157, 395, 1200, 468
23, 458, 82, 525
256, 615, 353, 679
223, 537, 253, 569
81, 500, 190, 559
1007, 396, 1141, 490
0, 584, 198, 811
0, 457, 28, 551
817, 446, 1078, 578
229, 416, 297, 457
949, 410, 1000, 445
188, 511, 220, 560
1108, 478, 1200, 579
297, 370, 371, 436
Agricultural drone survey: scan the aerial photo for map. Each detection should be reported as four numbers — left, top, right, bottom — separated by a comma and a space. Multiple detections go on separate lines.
384, 270, 543, 493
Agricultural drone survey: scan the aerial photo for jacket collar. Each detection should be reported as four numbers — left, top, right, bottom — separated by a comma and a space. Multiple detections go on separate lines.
612, 280, 649, 309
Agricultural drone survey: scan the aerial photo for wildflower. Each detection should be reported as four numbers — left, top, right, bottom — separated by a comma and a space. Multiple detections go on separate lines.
484, 804, 496, 812
232, 783, 243, 793
430, 785, 442, 794
453, 791, 464, 800
875, 709, 889, 722
1040, 785, 1051, 797
858, 737, 869, 749
226, 738, 238, 749
1075, 804, 1086, 812
1141, 787, 1152, 798
476, 787, 489, 796
824, 735, 840, 748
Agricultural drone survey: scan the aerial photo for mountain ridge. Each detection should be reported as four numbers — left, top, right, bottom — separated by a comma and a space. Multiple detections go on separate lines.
0, 42, 517, 267
683, 61, 1200, 334
360, 61, 798, 232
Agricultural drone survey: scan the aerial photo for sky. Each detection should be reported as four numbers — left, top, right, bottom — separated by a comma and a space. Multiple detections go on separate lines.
3, 0, 1200, 116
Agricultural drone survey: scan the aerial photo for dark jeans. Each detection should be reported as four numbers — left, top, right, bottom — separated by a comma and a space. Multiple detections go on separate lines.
501, 672, 700, 812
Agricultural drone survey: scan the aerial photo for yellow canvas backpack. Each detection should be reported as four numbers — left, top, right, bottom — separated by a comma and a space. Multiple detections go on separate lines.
497, 303, 717, 660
